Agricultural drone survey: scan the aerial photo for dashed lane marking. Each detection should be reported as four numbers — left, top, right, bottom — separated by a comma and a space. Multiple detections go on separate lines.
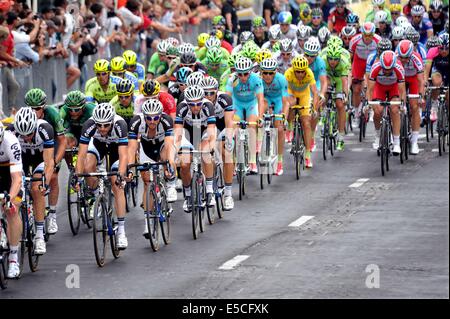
288, 216, 314, 227
219, 255, 250, 270
349, 178, 370, 188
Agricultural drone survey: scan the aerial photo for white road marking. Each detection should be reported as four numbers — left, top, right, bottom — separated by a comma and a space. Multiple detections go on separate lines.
275, 262, 282, 268
288, 215, 314, 227
219, 255, 250, 270
349, 178, 370, 188
350, 148, 365, 152
432, 149, 439, 152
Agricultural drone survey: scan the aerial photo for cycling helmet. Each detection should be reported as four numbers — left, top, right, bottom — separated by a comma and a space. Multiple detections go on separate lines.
372, 0, 385, 5
142, 99, 163, 115
166, 37, 179, 47
157, 40, 171, 54
327, 45, 342, 59
297, 25, 312, 40
411, 5, 425, 16
122, 50, 137, 66
205, 36, 221, 49
184, 85, 205, 102
380, 50, 397, 70
92, 103, 115, 124
178, 43, 195, 55
390, 3, 402, 12
374, 10, 389, 24
341, 26, 357, 38
252, 16, 266, 29
241, 44, 258, 61
166, 46, 179, 57
116, 78, 134, 96
0, 125, 4, 144
197, 33, 210, 47
212, 15, 226, 27
304, 37, 321, 56
25, 88, 47, 107
176, 67, 193, 84
206, 47, 223, 64
186, 71, 205, 86
278, 11, 293, 24
65, 90, 86, 108
259, 57, 278, 71
336, 0, 347, 5
361, 22, 376, 35
299, 4, 312, 22
406, 30, 420, 45
279, 38, 293, 53
430, 0, 443, 11
327, 35, 343, 48
268, 25, 282, 40
391, 26, 405, 40
396, 16, 409, 27
255, 48, 272, 63
200, 76, 219, 91
94, 59, 110, 73
292, 55, 309, 71
228, 52, 240, 68
396, 39, 414, 58
439, 32, 449, 46
318, 26, 331, 44
426, 35, 441, 49
14, 107, 37, 136
240, 31, 255, 44
235, 56, 253, 72
110, 56, 126, 72
142, 79, 161, 96
311, 8, 323, 17
377, 37, 392, 53
180, 51, 197, 65
346, 13, 360, 25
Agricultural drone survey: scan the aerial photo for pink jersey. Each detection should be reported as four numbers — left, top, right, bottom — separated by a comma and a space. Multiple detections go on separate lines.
349, 33, 381, 60
399, 51, 424, 77
369, 61, 405, 86
425, 46, 440, 62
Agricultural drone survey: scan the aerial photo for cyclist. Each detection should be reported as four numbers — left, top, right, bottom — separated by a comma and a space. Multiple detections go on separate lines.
276, 11, 298, 41
201, 47, 229, 83
428, 0, 448, 34
252, 16, 268, 48
226, 56, 265, 174
12, 107, 55, 255
368, 50, 406, 154
196, 33, 210, 52
285, 55, 319, 168
174, 85, 217, 211
274, 38, 299, 74
0, 125, 23, 278
157, 50, 207, 85
341, 26, 357, 50
410, 5, 434, 45
396, 39, 425, 155
232, 31, 255, 55
391, 26, 405, 50
110, 56, 140, 93
211, 15, 234, 48
109, 79, 136, 126
365, 38, 393, 91
309, 8, 327, 37
123, 50, 145, 86
128, 99, 177, 208
389, 2, 403, 27
346, 13, 360, 30
374, 10, 392, 39
168, 67, 192, 103
135, 80, 177, 119
325, 45, 351, 151
262, 25, 282, 52
294, 25, 312, 53
318, 26, 331, 49
24, 88, 66, 236
200, 76, 235, 210
196, 36, 231, 62
349, 22, 381, 120
147, 40, 172, 80
405, 29, 428, 61
75, 103, 129, 250
328, 0, 353, 34
85, 59, 120, 104
259, 58, 290, 175
219, 52, 240, 92
365, 0, 393, 25
320, 35, 351, 62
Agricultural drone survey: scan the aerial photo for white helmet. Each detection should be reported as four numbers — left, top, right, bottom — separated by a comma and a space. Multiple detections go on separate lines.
372, 0, 385, 5
374, 10, 388, 24
92, 103, 115, 124
341, 26, 357, 38
14, 107, 37, 136
268, 25, 281, 40
157, 40, 171, 54
279, 38, 293, 52
186, 71, 205, 86
0, 123, 5, 144
205, 36, 221, 49
200, 76, 219, 90
318, 26, 331, 43
259, 58, 278, 71
166, 37, 179, 47
142, 99, 163, 115
239, 31, 255, 44
411, 5, 425, 16
184, 85, 205, 102
297, 25, 312, 40
235, 56, 253, 72
304, 37, 321, 56
396, 16, 409, 27
178, 43, 195, 55
392, 26, 405, 40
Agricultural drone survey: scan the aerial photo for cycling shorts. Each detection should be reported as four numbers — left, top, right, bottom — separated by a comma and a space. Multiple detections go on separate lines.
265, 97, 284, 115
233, 101, 259, 120
352, 58, 367, 81
405, 76, 419, 95
87, 139, 120, 171
291, 94, 311, 117
373, 83, 400, 101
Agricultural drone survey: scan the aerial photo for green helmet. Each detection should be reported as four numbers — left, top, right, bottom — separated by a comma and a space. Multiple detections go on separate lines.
327, 35, 343, 48
65, 90, 86, 108
327, 45, 342, 59
206, 47, 223, 64
212, 15, 226, 26
272, 42, 281, 52
25, 88, 47, 107
166, 46, 179, 57
252, 16, 266, 29
228, 52, 241, 68
241, 42, 259, 61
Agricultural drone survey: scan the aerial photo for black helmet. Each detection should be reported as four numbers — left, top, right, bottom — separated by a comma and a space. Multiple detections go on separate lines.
180, 52, 197, 65
377, 37, 392, 54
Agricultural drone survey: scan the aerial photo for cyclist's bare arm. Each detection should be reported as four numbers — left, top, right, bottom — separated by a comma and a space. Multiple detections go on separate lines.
118, 145, 129, 177
367, 80, 375, 101
43, 147, 55, 186
9, 171, 22, 205
128, 139, 139, 166
75, 143, 88, 174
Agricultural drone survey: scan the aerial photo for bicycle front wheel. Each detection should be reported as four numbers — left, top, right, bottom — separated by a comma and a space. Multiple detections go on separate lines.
159, 185, 171, 245
0, 254, 7, 290
92, 197, 108, 267
191, 178, 200, 240
26, 210, 40, 272
146, 188, 160, 252
67, 171, 81, 235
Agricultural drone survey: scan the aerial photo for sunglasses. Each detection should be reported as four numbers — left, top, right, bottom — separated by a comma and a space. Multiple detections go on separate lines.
96, 123, 112, 128
96, 72, 109, 76
336, 4, 345, 8
237, 72, 250, 77
281, 52, 292, 56
304, 53, 317, 58
21, 131, 34, 137
31, 106, 45, 111
119, 95, 132, 99
312, 16, 322, 20
262, 71, 275, 75
294, 70, 306, 74
167, 56, 177, 60
439, 46, 449, 51
181, 64, 195, 68
145, 115, 160, 121
391, 11, 400, 15
68, 106, 84, 112
210, 63, 220, 67
204, 91, 216, 96
178, 82, 187, 87
112, 72, 125, 77
327, 57, 340, 61
188, 101, 203, 107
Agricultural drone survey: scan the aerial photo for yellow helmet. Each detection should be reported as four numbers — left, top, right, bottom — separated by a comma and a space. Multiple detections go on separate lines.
122, 50, 137, 66
292, 55, 309, 71
93, 59, 110, 73
110, 56, 126, 72
197, 33, 210, 47
141, 79, 161, 97
215, 29, 224, 40
390, 3, 402, 12
255, 48, 272, 63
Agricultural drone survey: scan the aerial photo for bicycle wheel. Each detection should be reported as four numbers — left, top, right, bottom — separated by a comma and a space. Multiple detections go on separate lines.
294, 124, 301, 180
131, 171, 139, 208
260, 168, 264, 190
159, 185, 171, 245
67, 171, 81, 235
199, 180, 207, 233
385, 124, 391, 173
322, 121, 329, 161
92, 197, 108, 267
0, 254, 7, 289
400, 113, 406, 164
191, 177, 200, 240
359, 113, 366, 142
380, 121, 387, 176
238, 169, 244, 201
109, 211, 120, 258
146, 187, 160, 252
124, 183, 131, 213
214, 164, 224, 219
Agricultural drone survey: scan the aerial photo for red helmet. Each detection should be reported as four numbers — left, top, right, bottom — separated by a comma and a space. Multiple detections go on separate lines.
397, 40, 414, 58
361, 22, 376, 35
380, 50, 397, 70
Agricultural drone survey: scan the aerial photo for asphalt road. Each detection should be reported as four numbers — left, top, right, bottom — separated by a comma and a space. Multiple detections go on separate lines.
1, 123, 448, 299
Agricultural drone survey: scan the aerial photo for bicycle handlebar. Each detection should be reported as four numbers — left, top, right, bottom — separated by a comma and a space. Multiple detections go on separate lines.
65, 147, 79, 153
128, 160, 170, 170
178, 149, 214, 156
75, 171, 119, 178
368, 101, 402, 106
407, 94, 421, 99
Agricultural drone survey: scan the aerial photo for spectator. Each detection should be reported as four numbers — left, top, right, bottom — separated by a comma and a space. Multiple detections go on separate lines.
403, 0, 428, 20
12, 14, 42, 63
41, 5, 56, 21
327, 0, 352, 34
222, 0, 238, 35
118, 0, 144, 28
263, 0, 281, 28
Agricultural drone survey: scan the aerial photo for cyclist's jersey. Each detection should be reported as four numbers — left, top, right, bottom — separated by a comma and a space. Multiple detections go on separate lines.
120, 71, 140, 92
262, 72, 289, 100
168, 82, 183, 102
196, 47, 231, 62
0, 130, 22, 173
426, 47, 449, 75
254, 34, 269, 48
416, 43, 427, 61
412, 19, 433, 45
429, 13, 447, 34
134, 91, 177, 116
219, 68, 232, 91
43, 105, 65, 136
366, 52, 379, 73
12, 119, 54, 159
110, 95, 136, 124
293, 41, 304, 54
79, 115, 128, 146
320, 46, 351, 62
129, 113, 174, 143
349, 34, 381, 60
273, 24, 298, 41
129, 63, 146, 84
147, 52, 168, 76
165, 59, 208, 80
308, 22, 328, 37
200, 58, 229, 82
375, 26, 392, 39
60, 102, 96, 137
225, 73, 264, 104
325, 56, 350, 78
211, 92, 234, 132
85, 75, 121, 103
328, 7, 352, 33
261, 41, 281, 53
309, 55, 327, 91
369, 61, 405, 86
400, 51, 424, 77
365, 8, 393, 24
175, 99, 216, 138
273, 50, 299, 74
284, 67, 316, 98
